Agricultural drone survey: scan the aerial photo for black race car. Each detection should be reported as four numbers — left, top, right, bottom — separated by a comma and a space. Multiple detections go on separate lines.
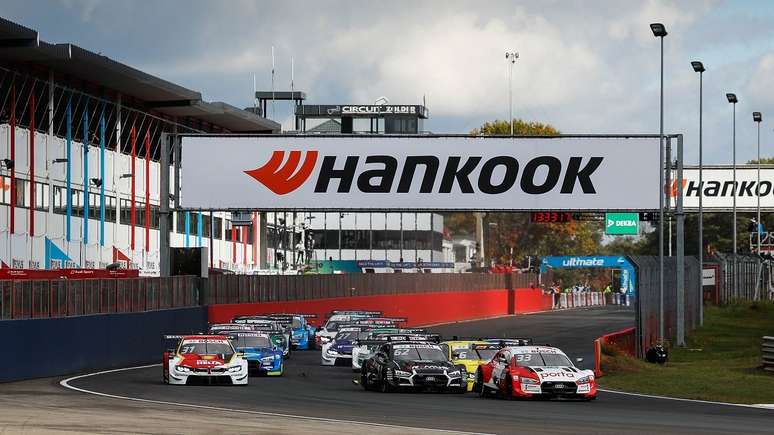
359, 339, 467, 393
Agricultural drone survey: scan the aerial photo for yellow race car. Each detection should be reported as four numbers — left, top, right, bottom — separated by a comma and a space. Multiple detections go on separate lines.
440, 340, 501, 391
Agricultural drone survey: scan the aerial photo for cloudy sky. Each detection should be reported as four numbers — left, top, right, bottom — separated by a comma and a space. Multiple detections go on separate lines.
5, 0, 774, 164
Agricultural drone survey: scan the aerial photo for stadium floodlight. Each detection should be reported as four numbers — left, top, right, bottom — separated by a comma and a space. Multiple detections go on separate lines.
691, 61, 705, 73
1, 159, 14, 170
90, 178, 102, 187
753, 112, 762, 122
726, 93, 738, 103
650, 23, 667, 37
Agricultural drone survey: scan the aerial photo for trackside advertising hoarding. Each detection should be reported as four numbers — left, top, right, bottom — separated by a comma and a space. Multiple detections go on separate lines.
179, 136, 660, 210
669, 166, 774, 211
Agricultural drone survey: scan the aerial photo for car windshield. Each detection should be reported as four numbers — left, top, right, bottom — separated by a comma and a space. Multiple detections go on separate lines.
514, 352, 573, 367
393, 346, 447, 361
292, 318, 303, 329
231, 336, 271, 349
179, 341, 233, 359
335, 331, 359, 341
475, 348, 499, 361
325, 321, 342, 332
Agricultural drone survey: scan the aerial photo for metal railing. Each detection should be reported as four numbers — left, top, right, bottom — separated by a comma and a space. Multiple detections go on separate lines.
764, 336, 774, 373
0, 275, 198, 320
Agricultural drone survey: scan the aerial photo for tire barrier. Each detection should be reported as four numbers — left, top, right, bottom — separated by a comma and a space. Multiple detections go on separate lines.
553, 292, 607, 310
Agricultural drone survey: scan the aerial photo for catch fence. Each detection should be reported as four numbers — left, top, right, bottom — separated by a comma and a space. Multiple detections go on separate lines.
708, 253, 771, 303
0, 275, 198, 320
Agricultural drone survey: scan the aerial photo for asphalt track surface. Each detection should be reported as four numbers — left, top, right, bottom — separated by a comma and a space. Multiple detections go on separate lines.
67, 306, 774, 434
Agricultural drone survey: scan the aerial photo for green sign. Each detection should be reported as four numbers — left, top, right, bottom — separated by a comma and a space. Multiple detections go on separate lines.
605, 212, 639, 235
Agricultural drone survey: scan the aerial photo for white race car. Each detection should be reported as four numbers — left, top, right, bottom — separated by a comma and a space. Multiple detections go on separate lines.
475, 345, 596, 400
163, 335, 248, 386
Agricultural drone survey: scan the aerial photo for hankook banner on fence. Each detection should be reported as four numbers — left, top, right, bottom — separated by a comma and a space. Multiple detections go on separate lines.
669, 166, 774, 211
180, 136, 660, 210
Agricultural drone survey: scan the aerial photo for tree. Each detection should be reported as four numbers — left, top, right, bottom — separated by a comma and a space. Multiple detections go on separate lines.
470, 119, 560, 136
747, 157, 774, 164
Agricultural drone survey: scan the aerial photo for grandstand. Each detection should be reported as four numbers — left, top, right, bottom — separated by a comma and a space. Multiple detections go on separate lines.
0, 17, 278, 275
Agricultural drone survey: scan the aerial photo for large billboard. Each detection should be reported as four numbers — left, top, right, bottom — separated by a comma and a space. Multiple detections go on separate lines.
179, 135, 660, 211
669, 166, 774, 211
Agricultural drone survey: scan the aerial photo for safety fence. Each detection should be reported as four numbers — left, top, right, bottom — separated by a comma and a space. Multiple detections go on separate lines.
709, 253, 771, 304
764, 336, 774, 373
630, 255, 701, 358
207, 272, 536, 305
553, 292, 607, 309
0, 275, 199, 320
593, 326, 636, 377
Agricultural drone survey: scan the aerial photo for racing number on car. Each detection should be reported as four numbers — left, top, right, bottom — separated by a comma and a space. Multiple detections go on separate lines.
515, 354, 532, 363
394, 349, 410, 356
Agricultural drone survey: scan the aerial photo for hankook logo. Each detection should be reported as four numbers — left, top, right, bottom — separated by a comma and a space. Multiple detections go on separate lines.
244, 150, 319, 195
245, 151, 604, 196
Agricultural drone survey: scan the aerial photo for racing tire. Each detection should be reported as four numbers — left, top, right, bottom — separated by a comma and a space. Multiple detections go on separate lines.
360, 370, 370, 391
475, 369, 490, 398
503, 374, 514, 401
379, 372, 393, 393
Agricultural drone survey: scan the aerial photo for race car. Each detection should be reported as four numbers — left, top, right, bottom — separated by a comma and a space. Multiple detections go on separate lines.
226, 331, 284, 376
321, 326, 371, 366
351, 329, 431, 371
315, 313, 379, 349
441, 338, 533, 391
162, 335, 248, 386
232, 317, 291, 359
474, 345, 596, 400
264, 313, 318, 350
359, 339, 467, 393
208, 323, 255, 334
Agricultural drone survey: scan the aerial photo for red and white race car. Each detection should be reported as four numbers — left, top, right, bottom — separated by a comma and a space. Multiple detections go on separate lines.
162, 335, 248, 386
474, 345, 596, 400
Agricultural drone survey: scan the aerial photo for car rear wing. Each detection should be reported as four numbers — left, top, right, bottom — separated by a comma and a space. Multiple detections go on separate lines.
485, 338, 534, 347
330, 310, 383, 316
356, 334, 440, 345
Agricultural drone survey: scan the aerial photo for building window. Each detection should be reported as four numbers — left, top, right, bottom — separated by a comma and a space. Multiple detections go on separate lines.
119, 199, 132, 225
213, 216, 222, 239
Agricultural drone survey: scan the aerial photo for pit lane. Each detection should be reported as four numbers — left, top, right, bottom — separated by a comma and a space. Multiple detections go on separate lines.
64, 307, 773, 434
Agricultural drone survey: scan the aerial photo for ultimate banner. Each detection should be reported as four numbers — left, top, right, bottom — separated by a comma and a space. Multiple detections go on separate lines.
179, 135, 660, 211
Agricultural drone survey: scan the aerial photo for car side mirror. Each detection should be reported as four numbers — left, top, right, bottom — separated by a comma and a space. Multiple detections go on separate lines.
575, 357, 584, 364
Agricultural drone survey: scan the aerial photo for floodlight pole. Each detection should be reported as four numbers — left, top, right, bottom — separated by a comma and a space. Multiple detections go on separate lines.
160, 132, 170, 277
676, 134, 685, 346
657, 33, 665, 344
696, 65, 704, 326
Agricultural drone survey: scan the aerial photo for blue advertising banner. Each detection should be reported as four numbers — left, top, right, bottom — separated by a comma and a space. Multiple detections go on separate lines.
540, 255, 636, 295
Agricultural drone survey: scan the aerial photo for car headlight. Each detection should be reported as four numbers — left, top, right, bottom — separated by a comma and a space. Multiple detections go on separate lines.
320, 336, 332, 343
520, 377, 540, 385
394, 370, 412, 377
448, 370, 461, 377
576, 376, 593, 384
326, 348, 338, 355
228, 365, 243, 373
261, 356, 276, 362
175, 365, 192, 373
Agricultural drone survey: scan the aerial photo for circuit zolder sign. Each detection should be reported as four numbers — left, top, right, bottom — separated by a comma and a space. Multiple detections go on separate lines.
180, 136, 660, 211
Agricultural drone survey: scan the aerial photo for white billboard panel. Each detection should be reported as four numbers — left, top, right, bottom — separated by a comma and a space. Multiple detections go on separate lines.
669, 166, 774, 211
180, 136, 660, 211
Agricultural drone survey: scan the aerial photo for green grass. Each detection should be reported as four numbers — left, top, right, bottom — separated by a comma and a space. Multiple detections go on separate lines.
599, 301, 774, 404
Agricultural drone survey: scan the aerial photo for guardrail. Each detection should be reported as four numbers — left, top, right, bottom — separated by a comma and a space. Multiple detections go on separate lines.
764, 336, 774, 373
594, 326, 636, 377
0, 275, 199, 320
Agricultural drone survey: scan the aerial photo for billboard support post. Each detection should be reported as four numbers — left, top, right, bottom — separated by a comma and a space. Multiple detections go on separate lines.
676, 134, 685, 346
160, 133, 170, 277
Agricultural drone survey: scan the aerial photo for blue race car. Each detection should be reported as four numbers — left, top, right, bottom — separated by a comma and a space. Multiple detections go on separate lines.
226, 331, 284, 376
266, 314, 319, 350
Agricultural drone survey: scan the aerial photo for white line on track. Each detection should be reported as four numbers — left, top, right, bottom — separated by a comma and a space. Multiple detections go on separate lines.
60, 365, 492, 435
598, 388, 774, 411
